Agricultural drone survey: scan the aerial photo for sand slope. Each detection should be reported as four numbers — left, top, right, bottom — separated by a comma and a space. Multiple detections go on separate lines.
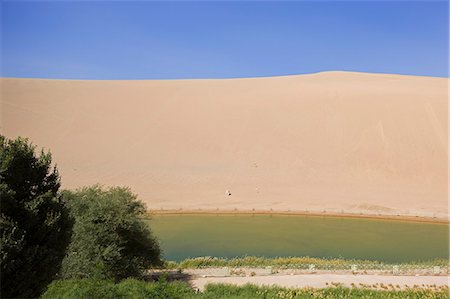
1, 72, 448, 218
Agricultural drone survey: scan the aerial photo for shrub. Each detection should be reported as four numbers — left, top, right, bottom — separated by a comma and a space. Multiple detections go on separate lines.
41, 279, 118, 299
60, 185, 162, 281
0, 136, 72, 298
41, 278, 196, 299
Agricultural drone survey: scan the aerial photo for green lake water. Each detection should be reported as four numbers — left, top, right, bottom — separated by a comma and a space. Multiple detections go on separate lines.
148, 214, 449, 263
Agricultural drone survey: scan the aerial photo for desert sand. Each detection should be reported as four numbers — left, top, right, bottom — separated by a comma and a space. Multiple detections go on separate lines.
1, 72, 448, 219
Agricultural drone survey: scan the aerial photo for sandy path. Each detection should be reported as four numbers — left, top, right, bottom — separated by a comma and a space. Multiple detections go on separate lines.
190, 274, 450, 291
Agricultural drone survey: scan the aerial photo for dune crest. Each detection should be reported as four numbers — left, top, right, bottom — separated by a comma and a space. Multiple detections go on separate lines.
1, 72, 448, 218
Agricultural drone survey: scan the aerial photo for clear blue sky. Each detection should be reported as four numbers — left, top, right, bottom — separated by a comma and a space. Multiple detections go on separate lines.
1, 1, 448, 79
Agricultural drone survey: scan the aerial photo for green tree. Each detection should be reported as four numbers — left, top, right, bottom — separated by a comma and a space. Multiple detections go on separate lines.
61, 185, 162, 280
0, 136, 72, 298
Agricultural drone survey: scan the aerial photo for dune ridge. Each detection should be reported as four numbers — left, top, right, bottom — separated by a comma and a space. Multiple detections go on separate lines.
1, 72, 448, 219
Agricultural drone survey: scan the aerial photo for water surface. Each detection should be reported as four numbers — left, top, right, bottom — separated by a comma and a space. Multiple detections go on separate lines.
148, 214, 449, 263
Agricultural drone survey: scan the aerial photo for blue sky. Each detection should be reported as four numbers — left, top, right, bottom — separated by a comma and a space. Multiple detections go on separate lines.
1, 1, 448, 79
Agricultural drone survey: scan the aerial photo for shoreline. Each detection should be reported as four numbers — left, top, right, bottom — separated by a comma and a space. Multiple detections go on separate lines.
147, 209, 450, 224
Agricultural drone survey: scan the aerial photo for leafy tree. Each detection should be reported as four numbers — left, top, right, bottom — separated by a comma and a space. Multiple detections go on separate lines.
61, 185, 162, 280
0, 136, 72, 298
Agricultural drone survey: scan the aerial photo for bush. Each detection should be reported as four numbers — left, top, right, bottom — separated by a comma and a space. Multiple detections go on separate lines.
60, 185, 162, 281
41, 279, 119, 299
41, 278, 196, 299
0, 136, 72, 298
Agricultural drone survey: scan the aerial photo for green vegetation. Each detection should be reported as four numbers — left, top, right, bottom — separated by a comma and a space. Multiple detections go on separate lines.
42, 279, 449, 299
0, 136, 72, 298
41, 278, 195, 299
202, 283, 449, 299
60, 185, 162, 281
164, 256, 450, 271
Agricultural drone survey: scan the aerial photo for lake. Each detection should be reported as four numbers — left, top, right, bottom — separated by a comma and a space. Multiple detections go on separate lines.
148, 214, 449, 263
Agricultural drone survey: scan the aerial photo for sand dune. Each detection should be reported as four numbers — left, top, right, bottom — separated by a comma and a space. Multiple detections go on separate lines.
1, 72, 448, 218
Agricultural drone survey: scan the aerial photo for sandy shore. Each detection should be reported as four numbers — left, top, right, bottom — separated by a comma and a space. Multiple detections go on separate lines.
190, 274, 450, 291
148, 209, 450, 224
2, 72, 447, 219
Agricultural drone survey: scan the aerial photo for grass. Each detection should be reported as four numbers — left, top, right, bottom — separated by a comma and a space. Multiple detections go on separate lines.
42, 279, 449, 299
202, 283, 449, 299
163, 256, 450, 272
